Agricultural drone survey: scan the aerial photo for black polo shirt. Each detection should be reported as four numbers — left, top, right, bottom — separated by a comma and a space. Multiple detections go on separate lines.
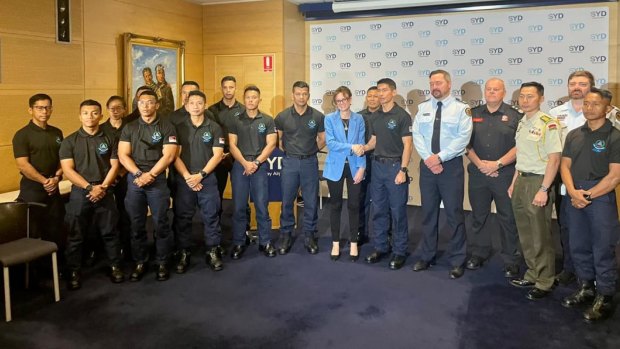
275, 105, 325, 156
229, 111, 276, 157
119, 116, 178, 172
563, 120, 620, 181
369, 104, 411, 158
468, 102, 522, 175
176, 117, 225, 173
359, 108, 378, 143
125, 109, 140, 124
59, 128, 117, 182
168, 107, 189, 127
12, 121, 63, 177
208, 100, 245, 150
100, 118, 131, 143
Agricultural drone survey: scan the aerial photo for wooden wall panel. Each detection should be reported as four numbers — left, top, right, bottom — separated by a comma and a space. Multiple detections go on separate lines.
0, 147, 20, 193
0, 0, 82, 40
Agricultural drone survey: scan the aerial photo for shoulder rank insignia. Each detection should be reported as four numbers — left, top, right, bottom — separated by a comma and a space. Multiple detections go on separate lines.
540, 114, 552, 123
465, 108, 472, 117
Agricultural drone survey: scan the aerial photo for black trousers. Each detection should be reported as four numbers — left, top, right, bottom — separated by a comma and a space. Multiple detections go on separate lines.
326, 163, 362, 242
17, 177, 66, 247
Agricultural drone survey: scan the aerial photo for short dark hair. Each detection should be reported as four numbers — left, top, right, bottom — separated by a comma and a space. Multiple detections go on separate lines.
367, 86, 378, 93
429, 69, 451, 82
135, 85, 152, 96
106, 95, 126, 108
188, 90, 206, 102
376, 78, 396, 90
292, 81, 310, 91
221, 76, 236, 85
29, 94, 52, 108
182, 81, 200, 89
568, 70, 595, 88
520, 81, 545, 96
244, 85, 261, 96
588, 87, 613, 102
80, 99, 102, 110
142, 67, 152, 75
139, 90, 158, 99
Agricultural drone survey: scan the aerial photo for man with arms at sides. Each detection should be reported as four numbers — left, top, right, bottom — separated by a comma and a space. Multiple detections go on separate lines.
360, 78, 412, 270
127, 85, 154, 123
465, 78, 522, 277
60, 100, 123, 290
228, 85, 278, 259
174, 90, 225, 271
559, 88, 620, 322
118, 90, 178, 282
99, 96, 132, 259
548, 70, 595, 286
358, 86, 381, 246
508, 82, 562, 300
208, 76, 246, 215
275, 81, 325, 255
411, 70, 472, 278
12, 93, 65, 245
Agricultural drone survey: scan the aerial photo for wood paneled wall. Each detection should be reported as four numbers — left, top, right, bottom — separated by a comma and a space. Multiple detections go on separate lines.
0, 0, 204, 192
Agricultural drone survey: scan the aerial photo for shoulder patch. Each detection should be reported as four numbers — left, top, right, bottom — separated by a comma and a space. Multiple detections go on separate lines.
540, 114, 551, 123
465, 108, 472, 117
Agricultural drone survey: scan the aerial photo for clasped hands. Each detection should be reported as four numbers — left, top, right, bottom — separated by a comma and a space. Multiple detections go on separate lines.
478, 160, 499, 177
351, 144, 365, 156
424, 154, 443, 175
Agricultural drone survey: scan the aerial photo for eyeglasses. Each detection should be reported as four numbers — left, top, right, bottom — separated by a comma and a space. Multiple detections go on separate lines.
138, 100, 156, 106
335, 98, 349, 104
109, 107, 125, 111
32, 106, 52, 111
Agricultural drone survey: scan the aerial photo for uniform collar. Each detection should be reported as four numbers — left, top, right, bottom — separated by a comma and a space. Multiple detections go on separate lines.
185, 115, 211, 128
432, 95, 455, 108
28, 120, 50, 132
78, 127, 103, 138
580, 119, 612, 133
291, 105, 312, 117
240, 110, 264, 120
219, 99, 241, 110
138, 115, 160, 126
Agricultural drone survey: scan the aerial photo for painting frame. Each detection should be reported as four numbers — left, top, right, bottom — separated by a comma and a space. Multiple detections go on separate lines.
124, 33, 185, 116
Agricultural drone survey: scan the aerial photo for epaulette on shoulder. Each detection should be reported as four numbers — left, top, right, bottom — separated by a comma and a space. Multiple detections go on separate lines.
540, 114, 552, 123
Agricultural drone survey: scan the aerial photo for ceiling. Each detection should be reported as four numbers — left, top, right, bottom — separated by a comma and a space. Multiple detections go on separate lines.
184, 0, 330, 5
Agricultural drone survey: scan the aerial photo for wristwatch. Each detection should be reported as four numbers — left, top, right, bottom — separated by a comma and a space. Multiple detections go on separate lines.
400, 167, 408, 173
85, 184, 94, 192
497, 160, 504, 170
199, 170, 208, 178
539, 185, 548, 192
253, 160, 261, 166
134, 170, 143, 178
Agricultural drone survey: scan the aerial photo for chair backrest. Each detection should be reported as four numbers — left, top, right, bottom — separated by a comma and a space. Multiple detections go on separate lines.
0, 202, 30, 244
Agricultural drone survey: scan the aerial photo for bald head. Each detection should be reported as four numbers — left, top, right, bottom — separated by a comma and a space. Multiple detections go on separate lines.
484, 78, 506, 106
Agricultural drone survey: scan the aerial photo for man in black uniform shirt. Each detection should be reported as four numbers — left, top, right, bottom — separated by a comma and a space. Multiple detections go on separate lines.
465, 78, 523, 277
168, 81, 201, 127
360, 78, 412, 270
559, 88, 620, 322
208, 76, 245, 208
118, 90, 178, 282
228, 85, 278, 259
60, 100, 124, 289
275, 81, 326, 255
174, 90, 225, 271
12, 93, 65, 245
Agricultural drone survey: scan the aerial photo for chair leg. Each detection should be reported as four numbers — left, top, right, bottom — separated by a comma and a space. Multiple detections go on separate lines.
4, 267, 11, 322
52, 253, 60, 302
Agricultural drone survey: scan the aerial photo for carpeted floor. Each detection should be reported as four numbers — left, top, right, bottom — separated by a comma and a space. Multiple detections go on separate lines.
1, 199, 619, 349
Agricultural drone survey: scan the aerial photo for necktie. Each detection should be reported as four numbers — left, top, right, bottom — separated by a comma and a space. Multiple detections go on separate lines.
431, 101, 442, 154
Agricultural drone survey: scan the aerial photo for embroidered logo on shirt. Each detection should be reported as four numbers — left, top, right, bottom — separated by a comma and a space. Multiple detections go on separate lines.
56, 136, 62, 144
592, 140, 606, 153
307, 119, 317, 129
501, 115, 509, 122
97, 143, 109, 155
202, 132, 212, 143
387, 119, 397, 130
152, 131, 162, 143
258, 123, 267, 134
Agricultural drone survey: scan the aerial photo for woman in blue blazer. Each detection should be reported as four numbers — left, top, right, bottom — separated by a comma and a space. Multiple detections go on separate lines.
323, 86, 366, 261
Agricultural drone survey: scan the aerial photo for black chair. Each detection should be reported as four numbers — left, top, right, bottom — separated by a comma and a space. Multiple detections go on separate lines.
0, 201, 60, 322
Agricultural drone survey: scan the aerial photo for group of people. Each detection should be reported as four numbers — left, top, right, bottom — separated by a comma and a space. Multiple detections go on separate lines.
12, 69, 619, 323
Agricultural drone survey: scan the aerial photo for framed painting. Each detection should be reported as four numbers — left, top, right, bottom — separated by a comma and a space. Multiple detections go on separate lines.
124, 33, 185, 117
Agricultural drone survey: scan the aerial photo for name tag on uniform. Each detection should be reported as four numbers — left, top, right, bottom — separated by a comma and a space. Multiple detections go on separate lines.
423, 113, 431, 116
472, 118, 483, 123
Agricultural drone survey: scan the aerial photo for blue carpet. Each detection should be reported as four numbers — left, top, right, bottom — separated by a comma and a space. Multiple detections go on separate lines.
1, 201, 618, 348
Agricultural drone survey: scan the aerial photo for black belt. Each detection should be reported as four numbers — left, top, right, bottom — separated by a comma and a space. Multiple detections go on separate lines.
374, 156, 401, 164
286, 154, 315, 159
518, 171, 542, 177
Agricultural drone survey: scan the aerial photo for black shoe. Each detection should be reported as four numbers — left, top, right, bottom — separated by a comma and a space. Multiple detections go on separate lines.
584, 295, 615, 323
305, 237, 319, 255
259, 243, 277, 257
130, 263, 147, 282
555, 270, 576, 286
510, 278, 535, 288
230, 245, 247, 260
156, 264, 169, 281
412, 260, 431, 272
278, 235, 292, 255
176, 250, 190, 274
330, 253, 340, 261
562, 281, 595, 308
526, 287, 551, 300
206, 247, 224, 271
67, 271, 81, 290
466, 256, 484, 270
389, 255, 407, 270
365, 250, 387, 264
450, 265, 465, 279
110, 265, 125, 283
350, 254, 359, 262
245, 230, 258, 245
503, 264, 520, 278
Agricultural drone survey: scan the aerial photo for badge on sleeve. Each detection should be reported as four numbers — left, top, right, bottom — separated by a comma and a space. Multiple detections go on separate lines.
465, 108, 472, 117
501, 115, 508, 122
168, 136, 177, 143
218, 137, 225, 145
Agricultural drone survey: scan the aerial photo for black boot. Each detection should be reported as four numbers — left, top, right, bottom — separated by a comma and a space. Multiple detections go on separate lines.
176, 250, 191, 274
67, 271, 81, 290
205, 246, 224, 271
562, 280, 595, 308
584, 294, 615, 322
